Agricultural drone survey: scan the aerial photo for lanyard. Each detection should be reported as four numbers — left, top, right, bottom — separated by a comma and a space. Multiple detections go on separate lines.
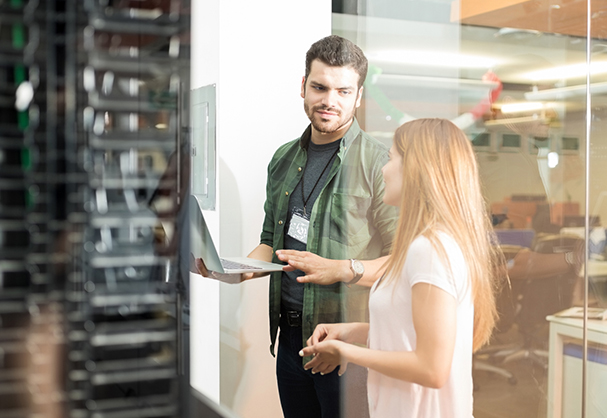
301, 146, 340, 217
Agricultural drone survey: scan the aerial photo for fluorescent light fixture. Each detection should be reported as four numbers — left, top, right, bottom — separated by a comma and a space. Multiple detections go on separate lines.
525, 81, 607, 100
500, 102, 544, 114
368, 50, 498, 69
547, 152, 559, 168
523, 61, 607, 81
372, 74, 500, 90
484, 115, 550, 127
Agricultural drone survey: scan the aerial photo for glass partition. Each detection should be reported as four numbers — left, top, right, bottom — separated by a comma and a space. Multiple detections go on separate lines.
582, 23, 607, 418
334, 0, 607, 417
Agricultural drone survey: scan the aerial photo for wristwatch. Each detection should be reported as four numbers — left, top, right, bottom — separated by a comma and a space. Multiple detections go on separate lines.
346, 259, 364, 287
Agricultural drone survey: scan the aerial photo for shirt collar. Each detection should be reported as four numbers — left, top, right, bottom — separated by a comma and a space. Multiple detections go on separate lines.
299, 117, 361, 151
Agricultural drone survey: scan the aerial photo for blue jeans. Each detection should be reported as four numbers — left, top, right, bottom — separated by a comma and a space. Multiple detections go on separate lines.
276, 319, 341, 418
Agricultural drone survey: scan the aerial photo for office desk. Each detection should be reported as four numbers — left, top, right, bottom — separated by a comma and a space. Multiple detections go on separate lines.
546, 315, 607, 418
587, 260, 607, 277
493, 229, 535, 248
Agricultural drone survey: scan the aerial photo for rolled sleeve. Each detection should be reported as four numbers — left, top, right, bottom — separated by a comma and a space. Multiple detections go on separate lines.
260, 170, 275, 248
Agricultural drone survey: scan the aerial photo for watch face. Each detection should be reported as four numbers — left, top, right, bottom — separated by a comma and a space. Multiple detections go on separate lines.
353, 260, 364, 274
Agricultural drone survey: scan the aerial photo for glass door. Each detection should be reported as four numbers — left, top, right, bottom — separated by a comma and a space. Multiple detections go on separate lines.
333, 0, 607, 416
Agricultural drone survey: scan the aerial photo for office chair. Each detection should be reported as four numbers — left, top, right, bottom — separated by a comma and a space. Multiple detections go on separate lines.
473, 245, 521, 386
500, 234, 582, 369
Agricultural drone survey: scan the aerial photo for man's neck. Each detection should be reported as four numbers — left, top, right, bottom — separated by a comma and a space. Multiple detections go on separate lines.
310, 118, 353, 145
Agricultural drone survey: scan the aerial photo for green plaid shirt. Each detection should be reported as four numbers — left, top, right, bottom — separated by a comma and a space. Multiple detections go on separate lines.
261, 118, 398, 357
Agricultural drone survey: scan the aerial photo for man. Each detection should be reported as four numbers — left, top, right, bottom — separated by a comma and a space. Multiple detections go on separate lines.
198, 35, 397, 418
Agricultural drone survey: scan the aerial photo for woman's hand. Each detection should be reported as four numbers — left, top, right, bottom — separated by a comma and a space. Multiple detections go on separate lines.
299, 322, 369, 376
300, 340, 350, 376
307, 323, 342, 345
307, 322, 368, 346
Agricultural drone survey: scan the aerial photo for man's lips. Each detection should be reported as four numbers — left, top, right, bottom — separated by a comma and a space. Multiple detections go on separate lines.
316, 109, 338, 118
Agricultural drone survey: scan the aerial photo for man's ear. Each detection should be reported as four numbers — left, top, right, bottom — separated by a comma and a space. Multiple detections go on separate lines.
301, 76, 306, 98
355, 86, 364, 108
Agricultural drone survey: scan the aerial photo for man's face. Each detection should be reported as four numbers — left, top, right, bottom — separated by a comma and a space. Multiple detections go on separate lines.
301, 60, 363, 138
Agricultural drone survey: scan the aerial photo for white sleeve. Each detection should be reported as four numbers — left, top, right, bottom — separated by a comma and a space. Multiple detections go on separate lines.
403, 235, 466, 300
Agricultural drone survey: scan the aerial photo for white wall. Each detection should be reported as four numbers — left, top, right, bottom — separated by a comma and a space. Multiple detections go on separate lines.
191, 1, 331, 417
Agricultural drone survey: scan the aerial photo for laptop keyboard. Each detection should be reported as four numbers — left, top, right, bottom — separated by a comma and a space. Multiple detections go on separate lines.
221, 259, 262, 270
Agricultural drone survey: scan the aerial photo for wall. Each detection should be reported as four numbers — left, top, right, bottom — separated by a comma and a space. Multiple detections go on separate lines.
190, 1, 331, 417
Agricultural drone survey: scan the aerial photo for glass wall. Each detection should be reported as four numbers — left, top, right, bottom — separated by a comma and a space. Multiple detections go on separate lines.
334, 0, 607, 416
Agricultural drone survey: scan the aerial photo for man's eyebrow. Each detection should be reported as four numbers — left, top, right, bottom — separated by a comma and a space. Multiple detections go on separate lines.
309, 81, 355, 90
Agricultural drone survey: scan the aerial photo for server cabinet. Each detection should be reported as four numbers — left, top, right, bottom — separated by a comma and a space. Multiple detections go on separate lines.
0, 1, 191, 417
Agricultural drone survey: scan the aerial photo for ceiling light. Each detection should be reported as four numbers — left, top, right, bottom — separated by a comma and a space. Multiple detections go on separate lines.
500, 102, 544, 114
484, 115, 550, 127
368, 50, 498, 69
522, 61, 607, 81
372, 74, 499, 90
494, 28, 541, 39
525, 81, 607, 100
548, 152, 559, 168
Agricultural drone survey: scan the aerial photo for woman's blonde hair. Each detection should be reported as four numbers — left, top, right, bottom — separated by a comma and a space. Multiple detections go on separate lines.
383, 118, 503, 352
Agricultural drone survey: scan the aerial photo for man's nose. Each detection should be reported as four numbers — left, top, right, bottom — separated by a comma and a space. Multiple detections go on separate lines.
321, 90, 338, 107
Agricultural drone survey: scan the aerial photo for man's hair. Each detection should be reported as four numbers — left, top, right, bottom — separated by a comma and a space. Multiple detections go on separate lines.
304, 35, 368, 89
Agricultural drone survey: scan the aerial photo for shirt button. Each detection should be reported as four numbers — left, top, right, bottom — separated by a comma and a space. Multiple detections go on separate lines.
278, 220, 283, 225
285, 191, 289, 196
298, 167, 302, 172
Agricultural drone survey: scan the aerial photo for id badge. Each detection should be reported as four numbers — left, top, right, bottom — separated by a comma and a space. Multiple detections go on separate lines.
287, 207, 310, 245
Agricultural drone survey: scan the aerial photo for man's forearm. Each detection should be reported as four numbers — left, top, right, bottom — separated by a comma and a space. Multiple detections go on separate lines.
275, 251, 389, 287
347, 256, 389, 287
247, 243, 275, 279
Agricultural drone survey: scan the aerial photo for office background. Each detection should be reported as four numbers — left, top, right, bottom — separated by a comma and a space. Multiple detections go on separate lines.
196, 0, 607, 417
2, 0, 607, 417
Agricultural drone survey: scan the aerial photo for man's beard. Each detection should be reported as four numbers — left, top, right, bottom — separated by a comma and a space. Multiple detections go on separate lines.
304, 102, 355, 134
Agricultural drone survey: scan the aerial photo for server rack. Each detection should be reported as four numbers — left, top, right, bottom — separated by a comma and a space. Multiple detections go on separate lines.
0, 1, 191, 417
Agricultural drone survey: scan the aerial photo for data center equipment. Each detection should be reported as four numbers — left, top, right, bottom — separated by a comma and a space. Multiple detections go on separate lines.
0, 1, 191, 417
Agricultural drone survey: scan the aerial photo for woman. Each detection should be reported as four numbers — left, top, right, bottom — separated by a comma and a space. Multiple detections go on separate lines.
299, 118, 503, 418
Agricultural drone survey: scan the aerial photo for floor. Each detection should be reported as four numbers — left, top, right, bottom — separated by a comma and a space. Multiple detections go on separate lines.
473, 325, 550, 418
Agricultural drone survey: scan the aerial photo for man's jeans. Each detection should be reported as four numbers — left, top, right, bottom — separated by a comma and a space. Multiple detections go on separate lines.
276, 318, 341, 418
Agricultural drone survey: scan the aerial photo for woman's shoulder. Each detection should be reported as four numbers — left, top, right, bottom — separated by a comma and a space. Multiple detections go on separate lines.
409, 232, 457, 252
409, 234, 432, 250
407, 232, 464, 268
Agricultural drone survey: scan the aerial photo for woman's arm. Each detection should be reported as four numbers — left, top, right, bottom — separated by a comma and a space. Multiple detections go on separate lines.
301, 282, 457, 388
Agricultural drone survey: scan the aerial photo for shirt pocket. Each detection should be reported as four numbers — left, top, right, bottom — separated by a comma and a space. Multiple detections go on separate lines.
329, 192, 372, 247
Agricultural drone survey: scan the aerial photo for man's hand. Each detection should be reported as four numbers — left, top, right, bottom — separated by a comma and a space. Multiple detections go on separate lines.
276, 250, 348, 285
190, 253, 210, 276
189, 254, 254, 283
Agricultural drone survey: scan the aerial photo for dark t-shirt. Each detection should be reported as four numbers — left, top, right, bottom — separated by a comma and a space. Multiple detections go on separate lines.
281, 139, 341, 311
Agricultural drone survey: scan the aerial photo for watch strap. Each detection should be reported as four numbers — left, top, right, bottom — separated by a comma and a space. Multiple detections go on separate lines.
346, 259, 364, 286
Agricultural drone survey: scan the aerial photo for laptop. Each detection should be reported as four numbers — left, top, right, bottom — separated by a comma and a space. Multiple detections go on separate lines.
190, 195, 285, 274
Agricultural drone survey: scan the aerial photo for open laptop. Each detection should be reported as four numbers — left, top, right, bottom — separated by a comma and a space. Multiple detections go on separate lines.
190, 195, 285, 274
